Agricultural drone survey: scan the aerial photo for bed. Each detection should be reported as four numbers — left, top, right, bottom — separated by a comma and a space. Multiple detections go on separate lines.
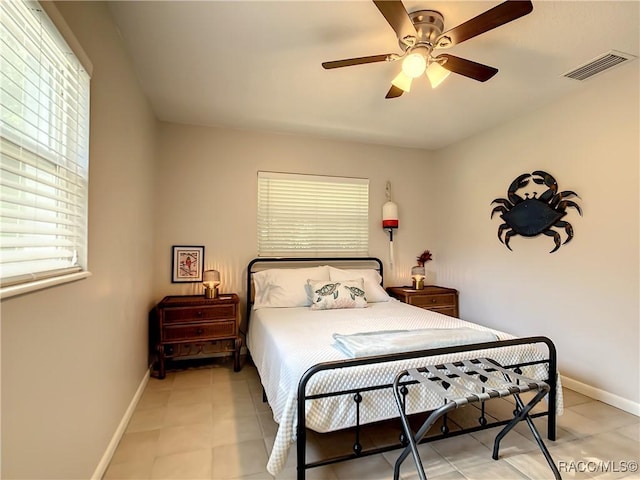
245, 257, 562, 479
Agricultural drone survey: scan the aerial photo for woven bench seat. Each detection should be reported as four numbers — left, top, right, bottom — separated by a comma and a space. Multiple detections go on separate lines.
392, 357, 561, 480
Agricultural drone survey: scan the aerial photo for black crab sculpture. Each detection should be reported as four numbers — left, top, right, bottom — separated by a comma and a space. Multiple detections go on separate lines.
490, 171, 582, 253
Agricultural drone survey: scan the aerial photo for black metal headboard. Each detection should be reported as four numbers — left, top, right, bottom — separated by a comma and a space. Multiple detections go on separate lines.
245, 257, 383, 325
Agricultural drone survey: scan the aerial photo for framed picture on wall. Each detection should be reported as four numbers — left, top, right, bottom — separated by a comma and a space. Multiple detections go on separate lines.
171, 245, 205, 283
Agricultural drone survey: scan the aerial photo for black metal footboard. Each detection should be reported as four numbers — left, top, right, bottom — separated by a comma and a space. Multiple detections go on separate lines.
296, 336, 557, 480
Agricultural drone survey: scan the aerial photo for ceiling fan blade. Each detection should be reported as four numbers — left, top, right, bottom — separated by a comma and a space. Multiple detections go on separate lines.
436, 0, 533, 47
385, 85, 404, 98
437, 54, 498, 82
322, 54, 389, 69
373, 0, 417, 44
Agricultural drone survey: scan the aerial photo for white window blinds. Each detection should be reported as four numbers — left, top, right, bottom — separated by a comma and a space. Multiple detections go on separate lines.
257, 171, 369, 257
0, 0, 90, 287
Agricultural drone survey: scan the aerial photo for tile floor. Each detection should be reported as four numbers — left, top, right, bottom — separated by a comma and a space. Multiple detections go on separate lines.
104, 358, 640, 480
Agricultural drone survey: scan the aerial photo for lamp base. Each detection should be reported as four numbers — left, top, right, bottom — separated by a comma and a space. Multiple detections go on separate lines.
204, 286, 219, 299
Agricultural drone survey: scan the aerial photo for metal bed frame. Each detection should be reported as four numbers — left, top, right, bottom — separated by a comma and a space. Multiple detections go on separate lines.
297, 337, 556, 479
245, 257, 557, 480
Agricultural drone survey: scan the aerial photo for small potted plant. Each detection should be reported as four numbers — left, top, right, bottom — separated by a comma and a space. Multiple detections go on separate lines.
411, 250, 432, 290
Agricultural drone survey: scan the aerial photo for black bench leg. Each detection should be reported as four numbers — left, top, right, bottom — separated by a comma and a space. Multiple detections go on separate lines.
493, 392, 562, 480
394, 401, 457, 480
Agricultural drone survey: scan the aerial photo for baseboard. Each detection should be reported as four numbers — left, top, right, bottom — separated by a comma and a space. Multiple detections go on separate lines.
561, 374, 639, 416
91, 368, 150, 480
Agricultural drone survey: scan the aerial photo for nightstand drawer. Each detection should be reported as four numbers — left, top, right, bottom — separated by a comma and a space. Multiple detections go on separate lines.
429, 306, 457, 317
409, 293, 456, 308
163, 304, 235, 324
386, 286, 459, 318
163, 321, 236, 341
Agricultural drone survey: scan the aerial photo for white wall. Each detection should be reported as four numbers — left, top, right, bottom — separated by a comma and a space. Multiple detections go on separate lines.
432, 64, 639, 405
1, 2, 158, 478
1, 3, 637, 477
152, 125, 438, 314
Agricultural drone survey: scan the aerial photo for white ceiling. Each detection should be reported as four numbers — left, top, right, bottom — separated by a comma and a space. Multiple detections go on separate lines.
107, 1, 639, 150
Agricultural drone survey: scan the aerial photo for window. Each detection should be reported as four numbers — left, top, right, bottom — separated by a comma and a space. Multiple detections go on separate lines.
257, 171, 369, 257
0, 0, 91, 294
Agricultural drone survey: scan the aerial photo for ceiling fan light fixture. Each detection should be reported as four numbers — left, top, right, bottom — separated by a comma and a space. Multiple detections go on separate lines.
426, 61, 450, 88
391, 71, 412, 92
322, 0, 534, 98
401, 50, 427, 78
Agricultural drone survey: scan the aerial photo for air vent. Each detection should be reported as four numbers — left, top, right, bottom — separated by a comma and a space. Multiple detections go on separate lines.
563, 50, 636, 81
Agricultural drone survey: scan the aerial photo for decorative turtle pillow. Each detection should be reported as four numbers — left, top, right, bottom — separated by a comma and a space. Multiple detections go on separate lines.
309, 278, 368, 310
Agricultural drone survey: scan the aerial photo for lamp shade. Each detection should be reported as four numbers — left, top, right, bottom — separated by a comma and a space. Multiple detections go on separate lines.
426, 62, 451, 88
402, 47, 428, 78
391, 71, 413, 92
203, 269, 220, 288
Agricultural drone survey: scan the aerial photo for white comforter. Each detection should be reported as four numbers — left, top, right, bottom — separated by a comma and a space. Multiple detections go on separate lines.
247, 300, 562, 475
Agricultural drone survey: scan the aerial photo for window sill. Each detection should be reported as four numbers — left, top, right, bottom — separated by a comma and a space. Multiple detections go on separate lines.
0, 271, 92, 300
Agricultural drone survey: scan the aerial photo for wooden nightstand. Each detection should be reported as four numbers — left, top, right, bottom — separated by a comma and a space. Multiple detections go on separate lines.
386, 286, 459, 318
153, 294, 242, 378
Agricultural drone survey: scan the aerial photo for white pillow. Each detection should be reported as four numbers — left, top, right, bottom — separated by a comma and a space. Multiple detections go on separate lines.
309, 278, 368, 310
253, 266, 330, 309
328, 267, 391, 303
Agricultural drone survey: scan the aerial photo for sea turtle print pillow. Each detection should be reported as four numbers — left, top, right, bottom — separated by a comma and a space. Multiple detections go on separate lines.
309, 278, 368, 310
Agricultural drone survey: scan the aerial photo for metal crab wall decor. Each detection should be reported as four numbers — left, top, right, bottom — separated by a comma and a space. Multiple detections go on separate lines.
490, 171, 582, 253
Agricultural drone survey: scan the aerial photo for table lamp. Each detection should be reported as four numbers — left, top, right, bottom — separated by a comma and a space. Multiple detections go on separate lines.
411, 265, 425, 290
203, 269, 220, 298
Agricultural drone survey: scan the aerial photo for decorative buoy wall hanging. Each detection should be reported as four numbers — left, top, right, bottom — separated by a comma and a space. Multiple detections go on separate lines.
490, 170, 582, 253
382, 181, 399, 268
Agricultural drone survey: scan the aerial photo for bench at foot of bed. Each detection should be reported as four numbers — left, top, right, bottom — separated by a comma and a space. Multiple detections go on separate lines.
393, 357, 561, 480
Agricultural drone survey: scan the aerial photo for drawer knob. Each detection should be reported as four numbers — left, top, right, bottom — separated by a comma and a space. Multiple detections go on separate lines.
196, 328, 204, 335
432, 299, 437, 303
196, 311, 203, 317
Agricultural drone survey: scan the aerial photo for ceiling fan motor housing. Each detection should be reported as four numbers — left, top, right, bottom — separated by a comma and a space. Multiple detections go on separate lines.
404, 10, 445, 49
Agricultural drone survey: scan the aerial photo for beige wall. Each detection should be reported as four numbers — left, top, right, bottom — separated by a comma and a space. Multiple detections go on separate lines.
153, 125, 438, 312
1, 1, 638, 478
432, 64, 639, 405
1, 2, 158, 478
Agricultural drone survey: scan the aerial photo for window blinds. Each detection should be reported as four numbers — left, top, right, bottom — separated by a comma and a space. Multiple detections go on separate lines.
257, 171, 369, 257
0, 0, 90, 287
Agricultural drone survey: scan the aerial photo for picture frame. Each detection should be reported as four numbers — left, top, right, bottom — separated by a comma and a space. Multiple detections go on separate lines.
171, 245, 205, 283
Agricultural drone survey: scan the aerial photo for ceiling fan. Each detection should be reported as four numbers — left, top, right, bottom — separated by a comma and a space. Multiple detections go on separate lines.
322, 0, 533, 98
